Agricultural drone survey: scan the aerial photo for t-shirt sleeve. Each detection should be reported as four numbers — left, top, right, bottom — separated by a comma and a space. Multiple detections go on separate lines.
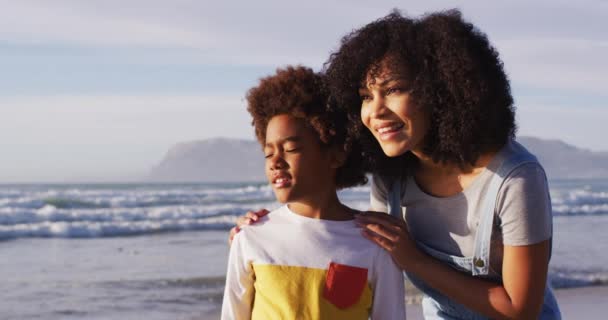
370, 248, 406, 319
496, 162, 553, 246
370, 174, 390, 212
221, 232, 255, 320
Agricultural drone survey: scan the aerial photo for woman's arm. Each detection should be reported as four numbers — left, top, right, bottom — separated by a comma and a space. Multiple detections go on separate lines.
356, 212, 550, 320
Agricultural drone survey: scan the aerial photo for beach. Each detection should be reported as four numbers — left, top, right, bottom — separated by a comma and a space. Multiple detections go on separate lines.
1, 180, 607, 319
2, 227, 607, 319
204, 285, 608, 319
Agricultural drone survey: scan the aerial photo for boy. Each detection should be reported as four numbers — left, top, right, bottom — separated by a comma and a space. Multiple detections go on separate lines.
221, 66, 406, 320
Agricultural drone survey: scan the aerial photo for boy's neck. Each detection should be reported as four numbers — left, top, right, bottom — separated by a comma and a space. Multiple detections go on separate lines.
287, 192, 353, 221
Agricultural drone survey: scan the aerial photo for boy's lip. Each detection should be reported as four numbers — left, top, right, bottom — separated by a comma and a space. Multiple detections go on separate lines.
271, 172, 292, 188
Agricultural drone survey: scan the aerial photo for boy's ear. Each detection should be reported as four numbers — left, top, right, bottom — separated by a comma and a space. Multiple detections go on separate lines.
329, 147, 347, 169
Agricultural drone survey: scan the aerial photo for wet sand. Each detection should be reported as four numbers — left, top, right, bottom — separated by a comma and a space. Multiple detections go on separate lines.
207, 285, 608, 319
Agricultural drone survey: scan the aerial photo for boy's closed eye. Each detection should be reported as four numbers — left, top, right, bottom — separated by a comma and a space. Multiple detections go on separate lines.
263, 146, 300, 158
283, 140, 302, 152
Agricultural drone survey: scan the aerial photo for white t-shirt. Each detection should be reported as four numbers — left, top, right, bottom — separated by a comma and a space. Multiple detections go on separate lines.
221, 205, 406, 320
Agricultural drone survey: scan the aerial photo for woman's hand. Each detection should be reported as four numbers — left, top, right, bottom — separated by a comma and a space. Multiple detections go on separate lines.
355, 211, 422, 269
357, 211, 551, 319
228, 209, 270, 244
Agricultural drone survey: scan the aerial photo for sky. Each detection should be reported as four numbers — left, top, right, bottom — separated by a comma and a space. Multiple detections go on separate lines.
0, 0, 606, 182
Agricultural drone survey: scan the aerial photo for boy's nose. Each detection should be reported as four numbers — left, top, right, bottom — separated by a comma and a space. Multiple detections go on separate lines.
269, 154, 286, 170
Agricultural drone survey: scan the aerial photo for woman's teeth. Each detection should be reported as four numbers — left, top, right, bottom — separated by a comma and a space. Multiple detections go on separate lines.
377, 123, 404, 133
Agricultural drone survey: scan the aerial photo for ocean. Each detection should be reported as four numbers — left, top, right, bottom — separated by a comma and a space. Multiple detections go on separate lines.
1, 179, 607, 319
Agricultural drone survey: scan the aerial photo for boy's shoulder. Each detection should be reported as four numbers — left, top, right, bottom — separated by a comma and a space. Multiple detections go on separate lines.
236, 206, 287, 236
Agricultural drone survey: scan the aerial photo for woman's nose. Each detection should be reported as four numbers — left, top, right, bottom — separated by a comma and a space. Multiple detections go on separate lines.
369, 95, 388, 118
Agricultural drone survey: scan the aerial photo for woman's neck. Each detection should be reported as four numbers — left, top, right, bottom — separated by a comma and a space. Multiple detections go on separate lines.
412, 150, 498, 197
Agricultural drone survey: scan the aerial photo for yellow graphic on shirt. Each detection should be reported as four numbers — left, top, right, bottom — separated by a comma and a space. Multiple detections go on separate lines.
251, 264, 372, 320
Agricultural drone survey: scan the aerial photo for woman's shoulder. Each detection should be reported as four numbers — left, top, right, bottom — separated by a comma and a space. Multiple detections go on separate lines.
490, 139, 546, 177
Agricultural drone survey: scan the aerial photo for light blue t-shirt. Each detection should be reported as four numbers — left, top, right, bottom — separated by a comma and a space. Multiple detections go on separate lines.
370, 140, 552, 273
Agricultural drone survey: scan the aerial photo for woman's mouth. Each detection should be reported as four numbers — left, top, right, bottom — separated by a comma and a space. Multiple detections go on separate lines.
375, 123, 404, 140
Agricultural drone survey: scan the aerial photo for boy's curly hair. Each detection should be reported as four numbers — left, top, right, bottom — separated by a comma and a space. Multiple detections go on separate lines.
324, 9, 516, 174
246, 65, 367, 189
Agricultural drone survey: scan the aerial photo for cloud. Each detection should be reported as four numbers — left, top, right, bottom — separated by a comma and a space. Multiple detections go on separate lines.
0, 94, 254, 182
0, 94, 252, 144
0, 1, 211, 47
0, 0, 606, 180
517, 102, 608, 151
498, 38, 608, 95
0, 0, 355, 66
1, 0, 605, 86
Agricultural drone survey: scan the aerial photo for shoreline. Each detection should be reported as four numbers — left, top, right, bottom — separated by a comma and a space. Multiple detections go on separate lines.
3, 228, 607, 319
205, 285, 608, 319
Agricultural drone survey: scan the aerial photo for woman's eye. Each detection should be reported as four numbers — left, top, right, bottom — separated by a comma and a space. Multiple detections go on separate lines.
387, 86, 412, 95
386, 87, 402, 94
360, 94, 372, 101
285, 148, 300, 153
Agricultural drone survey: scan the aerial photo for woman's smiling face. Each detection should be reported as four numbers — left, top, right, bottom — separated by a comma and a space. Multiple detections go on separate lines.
358, 63, 430, 158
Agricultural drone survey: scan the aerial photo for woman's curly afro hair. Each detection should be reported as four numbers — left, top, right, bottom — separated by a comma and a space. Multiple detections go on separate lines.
324, 9, 516, 174
246, 65, 367, 189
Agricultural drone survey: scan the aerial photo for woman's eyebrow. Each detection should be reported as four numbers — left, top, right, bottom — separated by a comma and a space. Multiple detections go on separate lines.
379, 76, 408, 86
361, 76, 405, 89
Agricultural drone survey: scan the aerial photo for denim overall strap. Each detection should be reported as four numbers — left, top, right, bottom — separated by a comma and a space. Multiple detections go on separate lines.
471, 143, 538, 276
387, 179, 403, 219
386, 141, 561, 319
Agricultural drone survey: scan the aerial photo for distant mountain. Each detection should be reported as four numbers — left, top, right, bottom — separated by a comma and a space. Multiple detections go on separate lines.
148, 138, 265, 182
517, 137, 608, 179
147, 137, 608, 182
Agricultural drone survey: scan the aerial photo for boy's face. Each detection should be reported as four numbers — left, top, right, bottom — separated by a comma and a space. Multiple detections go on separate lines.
264, 114, 337, 204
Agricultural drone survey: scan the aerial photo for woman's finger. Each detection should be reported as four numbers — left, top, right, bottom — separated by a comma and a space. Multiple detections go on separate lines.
356, 214, 403, 232
236, 216, 253, 227
360, 222, 400, 243
228, 226, 240, 245
361, 229, 397, 252
245, 208, 270, 221
255, 208, 270, 218
245, 211, 259, 221
357, 210, 398, 222
230, 208, 271, 245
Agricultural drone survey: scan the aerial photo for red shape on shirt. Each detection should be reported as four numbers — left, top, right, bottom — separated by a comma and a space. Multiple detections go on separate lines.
323, 262, 368, 309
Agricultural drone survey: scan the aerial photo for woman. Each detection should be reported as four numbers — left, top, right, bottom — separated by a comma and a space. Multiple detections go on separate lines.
232, 10, 561, 319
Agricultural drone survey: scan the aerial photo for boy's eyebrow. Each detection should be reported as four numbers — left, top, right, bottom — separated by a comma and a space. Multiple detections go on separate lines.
264, 135, 302, 147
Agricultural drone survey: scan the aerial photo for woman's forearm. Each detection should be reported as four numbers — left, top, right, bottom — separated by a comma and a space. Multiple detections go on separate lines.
405, 241, 549, 320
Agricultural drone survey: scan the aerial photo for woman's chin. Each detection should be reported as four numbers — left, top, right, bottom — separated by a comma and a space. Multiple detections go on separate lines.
380, 143, 408, 157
